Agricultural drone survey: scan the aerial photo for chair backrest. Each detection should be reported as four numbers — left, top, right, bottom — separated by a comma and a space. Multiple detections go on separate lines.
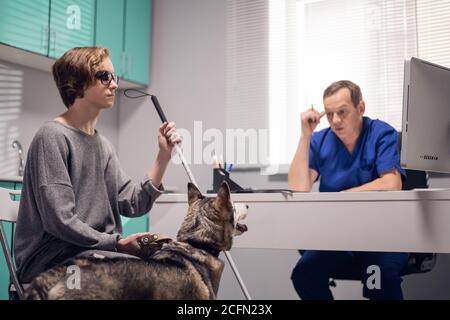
400, 168, 437, 275
0, 187, 24, 299
0, 188, 20, 223
398, 132, 437, 275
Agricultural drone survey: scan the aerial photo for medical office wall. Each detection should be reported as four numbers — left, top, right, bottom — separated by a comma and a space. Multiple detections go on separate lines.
0, 0, 151, 87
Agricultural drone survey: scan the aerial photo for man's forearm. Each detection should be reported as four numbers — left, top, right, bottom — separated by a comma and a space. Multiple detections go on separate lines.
345, 171, 402, 192
288, 136, 312, 191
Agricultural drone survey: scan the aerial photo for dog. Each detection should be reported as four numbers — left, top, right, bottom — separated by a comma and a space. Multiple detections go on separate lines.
24, 181, 248, 300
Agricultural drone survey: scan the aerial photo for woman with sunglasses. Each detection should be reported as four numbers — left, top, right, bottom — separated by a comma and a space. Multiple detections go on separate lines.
14, 47, 181, 284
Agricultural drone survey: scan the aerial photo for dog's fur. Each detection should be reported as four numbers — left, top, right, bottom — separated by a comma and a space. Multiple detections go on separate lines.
24, 182, 247, 300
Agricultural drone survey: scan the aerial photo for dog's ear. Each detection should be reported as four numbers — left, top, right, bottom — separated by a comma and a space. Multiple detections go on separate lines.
188, 182, 204, 205
213, 181, 232, 211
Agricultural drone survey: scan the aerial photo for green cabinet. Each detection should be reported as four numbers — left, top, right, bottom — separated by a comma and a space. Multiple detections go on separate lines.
0, 0, 95, 59
121, 215, 149, 237
48, 0, 96, 59
95, 0, 125, 78
96, 0, 151, 86
124, 0, 150, 85
0, 182, 21, 300
0, 221, 13, 300
0, 0, 50, 55
0, 0, 151, 86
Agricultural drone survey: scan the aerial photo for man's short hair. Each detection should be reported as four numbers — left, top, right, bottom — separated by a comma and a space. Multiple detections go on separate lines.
52, 47, 110, 108
323, 80, 362, 108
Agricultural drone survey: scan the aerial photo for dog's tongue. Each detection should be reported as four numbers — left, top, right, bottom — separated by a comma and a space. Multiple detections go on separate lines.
236, 223, 248, 233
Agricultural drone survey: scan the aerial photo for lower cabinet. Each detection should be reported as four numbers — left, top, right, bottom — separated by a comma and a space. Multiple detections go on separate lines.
0, 182, 21, 300
121, 215, 149, 237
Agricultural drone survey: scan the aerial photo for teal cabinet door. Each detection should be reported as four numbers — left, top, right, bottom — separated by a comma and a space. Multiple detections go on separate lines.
0, 182, 21, 300
121, 215, 149, 237
0, 221, 13, 300
123, 0, 151, 85
0, 0, 50, 55
95, 0, 125, 78
49, 0, 95, 58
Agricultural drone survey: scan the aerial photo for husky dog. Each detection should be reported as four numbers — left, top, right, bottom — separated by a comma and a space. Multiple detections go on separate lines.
24, 182, 248, 300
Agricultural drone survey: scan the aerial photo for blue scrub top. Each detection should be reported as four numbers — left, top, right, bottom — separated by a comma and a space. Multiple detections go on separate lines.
309, 117, 406, 192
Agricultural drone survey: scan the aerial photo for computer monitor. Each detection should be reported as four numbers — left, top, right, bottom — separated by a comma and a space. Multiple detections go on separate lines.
401, 57, 450, 174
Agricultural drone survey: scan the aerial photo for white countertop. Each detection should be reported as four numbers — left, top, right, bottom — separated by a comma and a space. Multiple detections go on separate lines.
0, 176, 23, 183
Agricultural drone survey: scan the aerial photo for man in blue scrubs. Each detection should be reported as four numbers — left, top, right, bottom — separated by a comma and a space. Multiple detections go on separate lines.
288, 80, 408, 300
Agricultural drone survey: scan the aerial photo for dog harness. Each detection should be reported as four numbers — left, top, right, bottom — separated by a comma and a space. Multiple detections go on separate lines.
137, 234, 172, 259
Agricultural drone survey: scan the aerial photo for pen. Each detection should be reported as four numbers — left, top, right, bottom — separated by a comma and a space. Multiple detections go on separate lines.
308, 104, 315, 123
228, 164, 233, 172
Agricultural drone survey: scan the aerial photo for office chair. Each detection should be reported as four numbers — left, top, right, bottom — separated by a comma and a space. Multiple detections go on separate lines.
0, 187, 25, 299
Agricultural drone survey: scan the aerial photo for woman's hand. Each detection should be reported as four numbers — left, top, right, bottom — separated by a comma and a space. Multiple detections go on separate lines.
116, 232, 153, 256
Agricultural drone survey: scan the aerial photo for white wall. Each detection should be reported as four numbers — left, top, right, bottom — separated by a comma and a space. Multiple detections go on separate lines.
0, 60, 119, 177
117, 0, 226, 193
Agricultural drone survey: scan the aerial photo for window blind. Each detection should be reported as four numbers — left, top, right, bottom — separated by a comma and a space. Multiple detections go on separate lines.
225, 0, 449, 168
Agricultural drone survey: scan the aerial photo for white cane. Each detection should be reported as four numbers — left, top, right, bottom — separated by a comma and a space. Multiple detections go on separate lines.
124, 90, 252, 300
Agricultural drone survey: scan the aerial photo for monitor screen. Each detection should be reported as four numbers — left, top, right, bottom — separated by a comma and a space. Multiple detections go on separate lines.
401, 57, 450, 174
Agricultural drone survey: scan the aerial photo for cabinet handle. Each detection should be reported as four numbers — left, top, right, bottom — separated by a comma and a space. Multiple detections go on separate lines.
124, 53, 129, 79
50, 30, 56, 56
121, 52, 125, 78
42, 26, 49, 52
128, 55, 132, 79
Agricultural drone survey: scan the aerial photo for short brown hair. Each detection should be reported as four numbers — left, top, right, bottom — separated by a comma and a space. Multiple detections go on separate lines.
323, 80, 362, 108
52, 47, 110, 108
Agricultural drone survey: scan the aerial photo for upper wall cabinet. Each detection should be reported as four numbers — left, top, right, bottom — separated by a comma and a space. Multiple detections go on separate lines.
49, 0, 96, 58
0, 0, 151, 87
96, 0, 151, 86
124, 0, 150, 85
0, 0, 50, 55
95, 0, 125, 78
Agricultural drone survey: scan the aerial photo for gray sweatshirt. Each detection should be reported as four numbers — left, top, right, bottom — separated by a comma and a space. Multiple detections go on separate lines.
14, 121, 163, 282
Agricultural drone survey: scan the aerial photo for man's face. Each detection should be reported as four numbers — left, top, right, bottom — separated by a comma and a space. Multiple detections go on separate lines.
323, 87, 365, 143
83, 57, 118, 109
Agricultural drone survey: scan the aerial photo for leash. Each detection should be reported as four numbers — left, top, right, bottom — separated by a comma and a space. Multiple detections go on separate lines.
124, 90, 252, 300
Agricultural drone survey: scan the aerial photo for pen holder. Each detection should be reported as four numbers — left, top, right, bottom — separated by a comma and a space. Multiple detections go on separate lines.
212, 168, 244, 193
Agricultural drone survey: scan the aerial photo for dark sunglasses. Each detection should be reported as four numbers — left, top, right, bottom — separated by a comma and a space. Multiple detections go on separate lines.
95, 70, 119, 86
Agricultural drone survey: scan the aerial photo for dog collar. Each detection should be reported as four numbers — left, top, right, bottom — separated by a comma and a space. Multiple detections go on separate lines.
187, 240, 221, 257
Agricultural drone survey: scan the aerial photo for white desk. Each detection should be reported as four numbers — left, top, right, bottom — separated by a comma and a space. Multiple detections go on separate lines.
151, 189, 450, 253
